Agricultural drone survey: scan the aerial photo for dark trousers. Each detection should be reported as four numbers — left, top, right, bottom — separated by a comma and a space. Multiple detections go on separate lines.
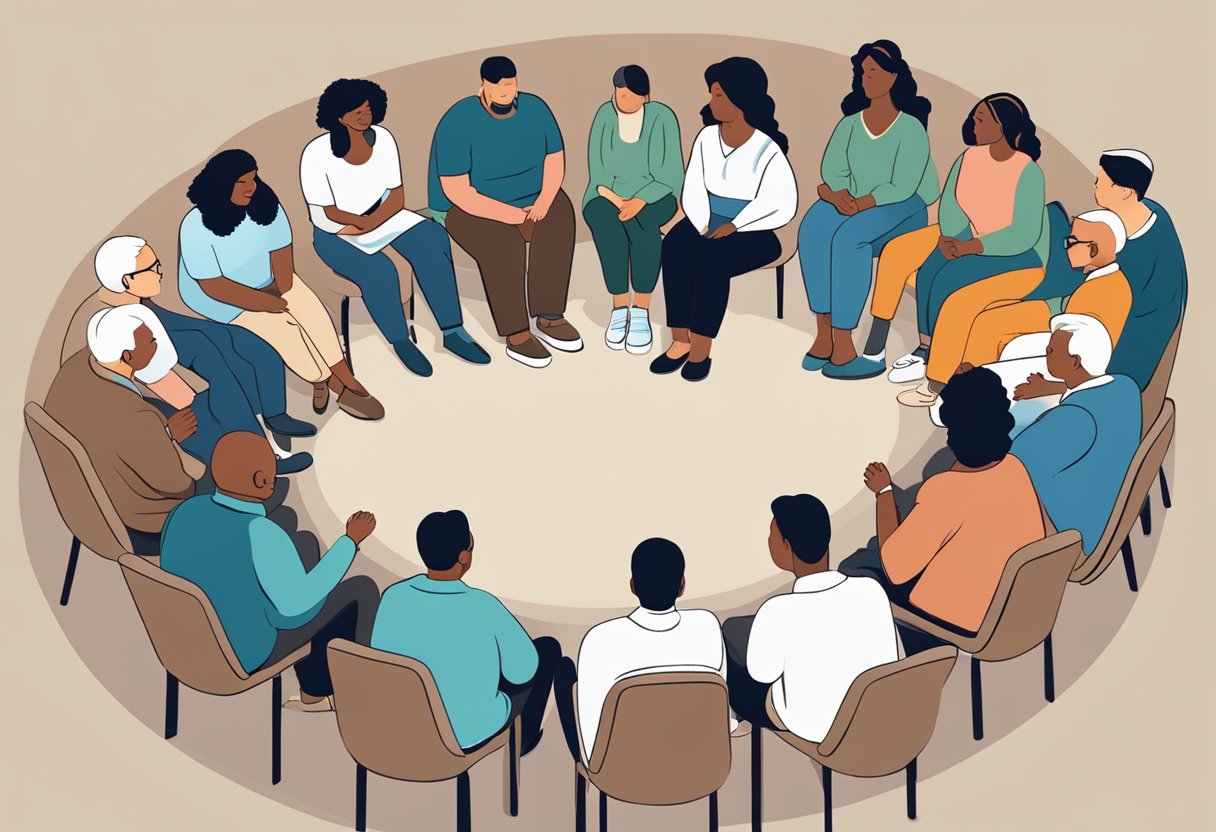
468, 636, 561, 754
554, 656, 582, 762
445, 189, 576, 337
722, 615, 776, 729
583, 194, 678, 295
660, 217, 781, 339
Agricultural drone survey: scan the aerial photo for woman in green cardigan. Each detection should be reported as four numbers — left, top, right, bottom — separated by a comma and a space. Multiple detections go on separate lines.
583, 65, 684, 354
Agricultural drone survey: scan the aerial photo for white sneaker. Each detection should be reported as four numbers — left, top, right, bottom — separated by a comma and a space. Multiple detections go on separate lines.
605, 306, 628, 350
625, 306, 653, 355
887, 349, 928, 383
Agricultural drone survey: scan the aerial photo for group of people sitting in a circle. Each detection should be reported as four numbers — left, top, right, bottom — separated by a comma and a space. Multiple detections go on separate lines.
38, 38, 1185, 818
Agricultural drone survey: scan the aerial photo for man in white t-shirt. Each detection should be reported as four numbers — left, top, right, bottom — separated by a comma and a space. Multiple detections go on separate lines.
554, 538, 726, 764
724, 494, 899, 742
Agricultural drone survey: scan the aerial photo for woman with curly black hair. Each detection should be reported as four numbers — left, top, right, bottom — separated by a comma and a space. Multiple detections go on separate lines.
798, 40, 939, 380
840, 365, 1045, 653
178, 148, 385, 421
650, 57, 797, 382
866, 93, 1051, 405
301, 78, 489, 377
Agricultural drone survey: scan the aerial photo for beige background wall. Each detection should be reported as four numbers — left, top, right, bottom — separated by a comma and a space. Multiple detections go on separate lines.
2, 0, 1212, 829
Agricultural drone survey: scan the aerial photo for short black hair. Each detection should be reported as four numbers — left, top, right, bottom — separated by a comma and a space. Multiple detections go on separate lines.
631, 538, 685, 610
480, 56, 517, 83
416, 510, 471, 571
1099, 153, 1153, 201
771, 494, 831, 565
938, 367, 1015, 468
612, 64, 650, 97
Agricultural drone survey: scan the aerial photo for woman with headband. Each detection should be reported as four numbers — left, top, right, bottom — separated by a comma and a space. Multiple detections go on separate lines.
863, 93, 1050, 406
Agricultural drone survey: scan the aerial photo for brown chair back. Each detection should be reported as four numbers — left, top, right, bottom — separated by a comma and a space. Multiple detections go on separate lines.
118, 553, 253, 695
24, 402, 131, 560
328, 640, 494, 784
1140, 317, 1182, 436
582, 672, 731, 806
1072, 399, 1175, 585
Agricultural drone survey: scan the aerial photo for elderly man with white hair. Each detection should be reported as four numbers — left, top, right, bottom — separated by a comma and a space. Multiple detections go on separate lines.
64, 235, 314, 475
1010, 314, 1141, 556
44, 307, 202, 555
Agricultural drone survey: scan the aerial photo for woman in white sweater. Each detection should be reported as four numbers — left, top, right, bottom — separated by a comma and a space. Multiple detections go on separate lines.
651, 57, 798, 382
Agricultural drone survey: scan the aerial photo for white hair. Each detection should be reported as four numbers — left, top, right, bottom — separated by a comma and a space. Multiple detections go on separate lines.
86, 305, 159, 364
1051, 313, 1113, 376
1102, 147, 1154, 173
94, 236, 148, 293
1076, 208, 1127, 254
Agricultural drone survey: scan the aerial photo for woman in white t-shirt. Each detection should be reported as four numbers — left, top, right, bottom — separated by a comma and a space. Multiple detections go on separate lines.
302, 79, 489, 375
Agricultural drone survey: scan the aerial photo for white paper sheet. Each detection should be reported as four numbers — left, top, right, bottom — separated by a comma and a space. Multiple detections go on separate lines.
339, 209, 427, 254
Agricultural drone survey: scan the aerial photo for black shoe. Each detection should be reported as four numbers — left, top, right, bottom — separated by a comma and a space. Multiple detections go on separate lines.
681, 357, 712, 382
264, 413, 318, 438
649, 351, 689, 375
275, 452, 315, 476
521, 729, 544, 758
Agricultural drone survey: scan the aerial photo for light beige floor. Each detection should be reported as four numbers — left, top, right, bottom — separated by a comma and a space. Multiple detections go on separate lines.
3, 2, 1214, 831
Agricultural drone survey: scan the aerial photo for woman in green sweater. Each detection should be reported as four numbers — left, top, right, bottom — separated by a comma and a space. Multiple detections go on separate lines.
583, 65, 684, 354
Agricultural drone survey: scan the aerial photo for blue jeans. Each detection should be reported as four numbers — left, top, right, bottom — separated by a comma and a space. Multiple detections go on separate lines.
915, 231, 1042, 336
799, 196, 927, 330
146, 388, 259, 466
313, 219, 463, 345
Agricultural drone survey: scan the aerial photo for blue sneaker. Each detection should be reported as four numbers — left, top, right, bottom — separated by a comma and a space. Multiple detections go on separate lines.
442, 326, 491, 365
625, 307, 653, 355
605, 307, 628, 350
802, 353, 830, 372
823, 355, 886, 380
393, 338, 434, 377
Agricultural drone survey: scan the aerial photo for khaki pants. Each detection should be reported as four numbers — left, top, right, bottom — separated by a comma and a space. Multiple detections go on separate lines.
233, 277, 345, 383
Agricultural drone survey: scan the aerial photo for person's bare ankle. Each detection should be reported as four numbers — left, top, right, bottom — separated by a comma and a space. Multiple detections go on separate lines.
327, 377, 343, 395
300, 691, 326, 704
507, 330, 532, 347
666, 341, 690, 358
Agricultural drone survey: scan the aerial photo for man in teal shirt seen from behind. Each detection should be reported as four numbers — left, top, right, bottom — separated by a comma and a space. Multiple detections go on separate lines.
371, 509, 560, 753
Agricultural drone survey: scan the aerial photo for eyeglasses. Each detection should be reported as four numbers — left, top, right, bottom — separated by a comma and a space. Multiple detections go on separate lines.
125, 259, 162, 279
1063, 236, 1095, 250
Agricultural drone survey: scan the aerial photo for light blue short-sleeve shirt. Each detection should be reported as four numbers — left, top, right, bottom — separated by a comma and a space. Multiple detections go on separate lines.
177, 206, 293, 323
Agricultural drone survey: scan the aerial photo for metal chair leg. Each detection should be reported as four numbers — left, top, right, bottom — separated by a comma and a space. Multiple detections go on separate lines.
355, 764, 367, 832
408, 276, 417, 344
1044, 632, 1056, 703
599, 790, 608, 832
822, 766, 833, 832
164, 672, 179, 739
1159, 467, 1172, 508
971, 657, 984, 741
271, 674, 282, 784
775, 264, 785, 319
340, 296, 352, 373
59, 535, 81, 606
508, 720, 519, 816
709, 790, 719, 832
906, 758, 917, 820
575, 772, 587, 832
751, 728, 762, 831
1121, 537, 1139, 592
1140, 495, 1152, 536
457, 770, 472, 832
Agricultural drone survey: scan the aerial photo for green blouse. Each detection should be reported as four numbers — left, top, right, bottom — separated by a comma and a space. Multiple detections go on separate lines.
583, 101, 684, 207
938, 152, 1051, 264
820, 111, 940, 207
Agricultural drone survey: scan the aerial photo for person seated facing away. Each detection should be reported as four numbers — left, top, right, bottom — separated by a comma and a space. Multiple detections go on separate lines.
302, 78, 489, 376
553, 538, 726, 765
371, 510, 560, 753
427, 56, 582, 369
841, 367, 1045, 654
650, 57, 797, 383
584, 64, 684, 354
179, 149, 384, 420
160, 431, 381, 712
64, 236, 314, 475
1011, 315, 1141, 556
1091, 149, 1187, 389
723, 494, 898, 740
46, 308, 201, 555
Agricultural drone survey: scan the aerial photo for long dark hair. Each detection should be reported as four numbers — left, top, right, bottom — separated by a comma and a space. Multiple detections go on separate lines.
839, 39, 931, 129
316, 78, 389, 158
186, 149, 281, 237
700, 57, 789, 155
963, 93, 1042, 161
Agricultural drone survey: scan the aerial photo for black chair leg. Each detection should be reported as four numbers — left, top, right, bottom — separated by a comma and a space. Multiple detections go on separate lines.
355, 764, 368, 832
822, 767, 833, 832
971, 657, 984, 741
599, 790, 608, 832
1159, 467, 1172, 508
709, 790, 719, 832
1043, 632, 1056, 703
575, 773, 587, 832
457, 770, 472, 832
1121, 537, 1139, 592
751, 728, 762, 831
409, 285, 418, 344
340, 296, 352, 373
775, 264, 786, 319
59, 535, 81, 606
906, 758, 917, 820
164, 672, 179, 739
271, 674, 282, 784
508, 720, 519, 816
1140, 495, 1152, 536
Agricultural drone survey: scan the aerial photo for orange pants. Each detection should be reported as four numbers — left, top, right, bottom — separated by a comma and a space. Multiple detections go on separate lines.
870, 225, 939, 320
960, 299, 1054, 369
924, 267, 1046, 382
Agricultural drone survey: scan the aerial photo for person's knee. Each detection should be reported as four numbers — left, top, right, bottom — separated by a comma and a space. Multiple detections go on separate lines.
533, 635, 562, 664
583, 197, 616, 227
341, 574, 382, 606
412, 217, 453, 252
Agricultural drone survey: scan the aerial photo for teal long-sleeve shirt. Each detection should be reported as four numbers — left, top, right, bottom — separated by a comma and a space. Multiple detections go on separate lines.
583, 100, 684, 207
371, 575, 538, 749
938, 151, 1050, 264
160, 493, 357, 672
820, 112, 940, 207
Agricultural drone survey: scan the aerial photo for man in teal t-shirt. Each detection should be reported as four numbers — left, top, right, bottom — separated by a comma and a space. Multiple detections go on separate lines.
427, 55, 583, 369
371, 509, 560, 753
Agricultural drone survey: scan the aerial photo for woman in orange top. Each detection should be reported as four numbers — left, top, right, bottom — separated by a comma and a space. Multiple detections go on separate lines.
840, 366, 1045, 653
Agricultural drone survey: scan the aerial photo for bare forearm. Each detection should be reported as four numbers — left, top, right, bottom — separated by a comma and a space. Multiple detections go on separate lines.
147, 372, 196, 410
270, 247, 294, 293
875, 491, 900, 548
445, 184, 522, 223
538, 151, 564, 206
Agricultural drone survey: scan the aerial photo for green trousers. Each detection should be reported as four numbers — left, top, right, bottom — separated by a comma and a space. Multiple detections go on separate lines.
583, 193, 678, 295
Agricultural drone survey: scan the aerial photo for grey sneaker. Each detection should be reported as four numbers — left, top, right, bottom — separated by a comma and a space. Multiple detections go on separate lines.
506, 335, 553, 368
605, 307, 628, 350
625, 306, 653, 355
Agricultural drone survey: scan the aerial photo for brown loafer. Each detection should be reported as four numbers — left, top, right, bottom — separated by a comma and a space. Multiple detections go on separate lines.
337, 388, 385, 421
313, 383, 330, 414
505, 334, 552, 369
535, 316, 584, 353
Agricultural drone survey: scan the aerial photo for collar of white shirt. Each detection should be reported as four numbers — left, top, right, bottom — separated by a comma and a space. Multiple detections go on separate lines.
1128, 211, 1157, 240
792, 571, 849, 594
1084, 262, 1120, 281
628, 606, 682, 632
1061, 374, 1114, 400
